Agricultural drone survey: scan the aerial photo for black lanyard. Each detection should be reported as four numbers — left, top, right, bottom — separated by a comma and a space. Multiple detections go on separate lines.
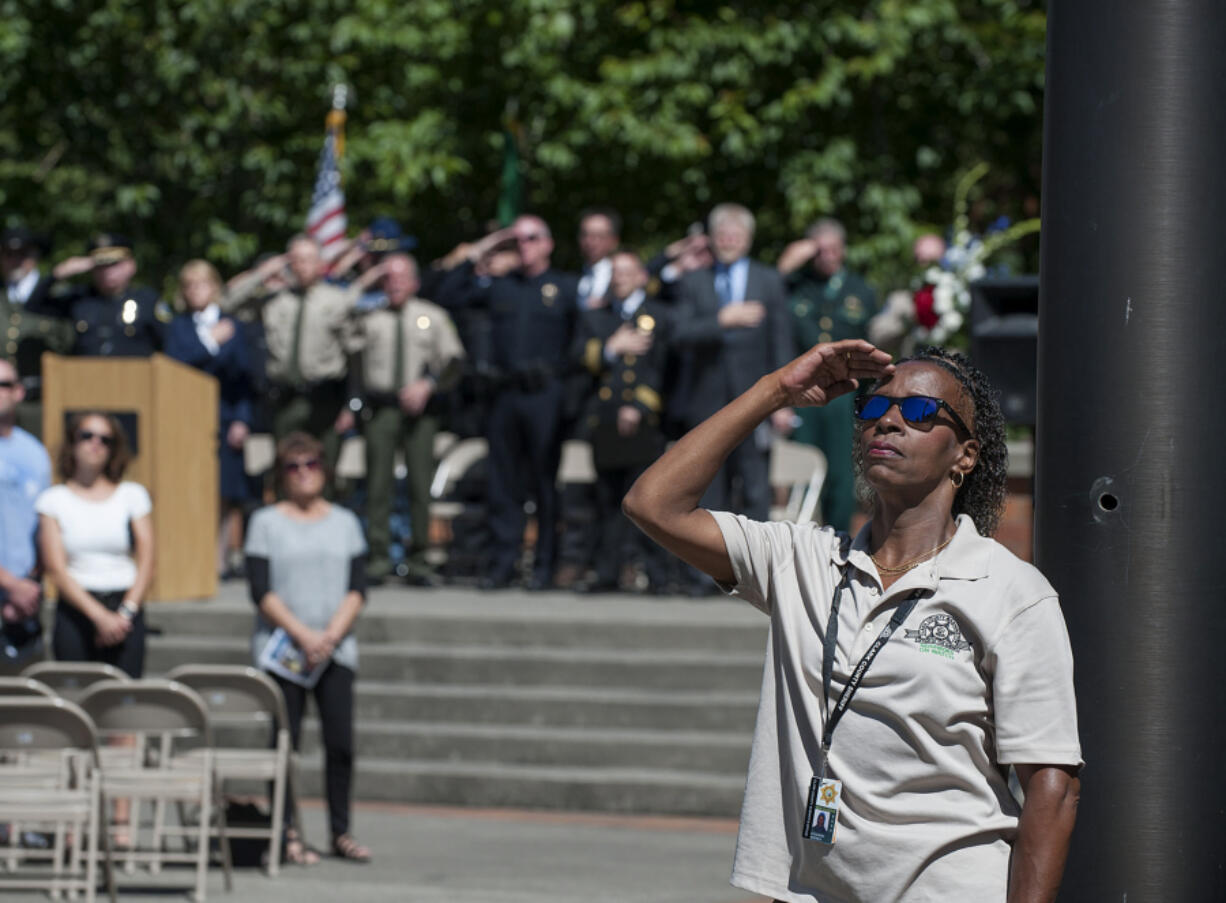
819, 567, 923, 775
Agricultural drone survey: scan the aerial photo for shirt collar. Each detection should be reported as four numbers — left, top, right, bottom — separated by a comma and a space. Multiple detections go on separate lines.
620, 289, 646, 317
191, 303, 221, 326
833, 513, 991, 586
8, 268, 40, 303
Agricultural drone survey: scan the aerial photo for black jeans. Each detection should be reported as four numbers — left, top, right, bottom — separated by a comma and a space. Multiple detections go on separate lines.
271, 661, 355, 839
52, 591, 146, 678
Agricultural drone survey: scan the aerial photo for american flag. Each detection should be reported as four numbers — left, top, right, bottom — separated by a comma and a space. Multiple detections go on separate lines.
306, 99, 347, 261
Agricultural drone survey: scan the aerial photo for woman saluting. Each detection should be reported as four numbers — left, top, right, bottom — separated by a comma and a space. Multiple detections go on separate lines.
625, 340, 1080, 903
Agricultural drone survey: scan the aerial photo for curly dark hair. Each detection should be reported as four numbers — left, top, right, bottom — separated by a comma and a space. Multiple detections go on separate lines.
856, 346, 1009, 537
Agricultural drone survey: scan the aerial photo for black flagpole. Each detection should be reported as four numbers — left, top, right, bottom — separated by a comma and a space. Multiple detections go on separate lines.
1037, 1, 1226, 899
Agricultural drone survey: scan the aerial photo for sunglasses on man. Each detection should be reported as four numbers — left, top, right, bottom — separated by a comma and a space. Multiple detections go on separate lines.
853, 394, 973, 437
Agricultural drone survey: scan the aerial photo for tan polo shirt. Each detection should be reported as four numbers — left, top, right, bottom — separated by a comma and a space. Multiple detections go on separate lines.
357, 298, 465, 395
712, 512, 1081, 903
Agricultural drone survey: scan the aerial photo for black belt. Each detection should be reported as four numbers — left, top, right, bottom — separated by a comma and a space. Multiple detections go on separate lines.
270, 379, 344, 398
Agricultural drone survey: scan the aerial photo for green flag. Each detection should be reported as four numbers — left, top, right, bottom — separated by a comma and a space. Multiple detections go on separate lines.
497, 123, 523, 227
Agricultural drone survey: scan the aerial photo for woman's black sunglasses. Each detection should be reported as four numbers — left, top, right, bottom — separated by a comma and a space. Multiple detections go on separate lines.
76, 429, 116, 447
854, 394, 973, 437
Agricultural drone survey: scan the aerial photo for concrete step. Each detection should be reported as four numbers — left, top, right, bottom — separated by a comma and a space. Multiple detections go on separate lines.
294, 757, 747, 817
213, 720, 752, 773
309, 722, 751, 773
135, 583, 764, 816
144, 637, 766, 691
351, 682, 759, 732
143, 588, 769, 653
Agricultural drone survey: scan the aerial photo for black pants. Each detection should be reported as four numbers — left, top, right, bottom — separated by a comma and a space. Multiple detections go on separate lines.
52, 592, 146, 677
485, 384, 565, 583
271, 662, 355, 840
697, 432, 771, 521
592, 464, 670, 588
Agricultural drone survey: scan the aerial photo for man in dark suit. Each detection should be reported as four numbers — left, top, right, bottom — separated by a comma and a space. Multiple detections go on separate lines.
572, 251, 671, 593
671, 203, 794, 524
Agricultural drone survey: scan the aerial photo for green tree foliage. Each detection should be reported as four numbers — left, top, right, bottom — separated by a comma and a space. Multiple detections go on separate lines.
0, 0, 1044, 290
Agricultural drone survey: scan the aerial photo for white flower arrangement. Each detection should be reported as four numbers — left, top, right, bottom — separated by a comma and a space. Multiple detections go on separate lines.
911, 164, 1039, 346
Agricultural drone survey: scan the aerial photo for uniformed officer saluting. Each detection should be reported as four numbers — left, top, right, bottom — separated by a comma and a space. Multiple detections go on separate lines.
224, 234, 361, 476
349, 253, 465, 585
46, 233, 166, 357
0, 228, 73, 436
777, 217, 879, 531
470, 215, 578, 590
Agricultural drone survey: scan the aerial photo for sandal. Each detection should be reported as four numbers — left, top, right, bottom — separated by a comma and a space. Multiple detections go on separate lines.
284, 829, 321, 866
331, 833, 371, 863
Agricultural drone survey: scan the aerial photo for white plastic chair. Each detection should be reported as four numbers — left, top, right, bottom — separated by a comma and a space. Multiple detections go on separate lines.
429, 436, 489, 520
769, 439, 829, 523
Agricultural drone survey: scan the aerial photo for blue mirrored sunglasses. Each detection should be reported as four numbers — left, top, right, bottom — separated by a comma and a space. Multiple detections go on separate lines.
853, 394, 972, 437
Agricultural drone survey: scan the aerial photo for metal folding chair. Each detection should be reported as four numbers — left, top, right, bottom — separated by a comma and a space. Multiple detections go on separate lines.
0, 676, 56, 698
0, 676, 60, 864
22, 664, 141, 873
0, 697, 117, 903
78, 680, 232, 902
23, 662, 131, 703
166, 665, 297, 876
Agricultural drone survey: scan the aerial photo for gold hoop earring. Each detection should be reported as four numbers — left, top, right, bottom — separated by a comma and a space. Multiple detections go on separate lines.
950, 471, 965, 489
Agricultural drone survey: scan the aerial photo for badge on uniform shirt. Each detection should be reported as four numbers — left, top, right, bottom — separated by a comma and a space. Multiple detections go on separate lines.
121, 298, 138, 324
636, 313, 655, 333
802, 776, 842, 845
416, 315, 431, 330
541, 283, 558, 306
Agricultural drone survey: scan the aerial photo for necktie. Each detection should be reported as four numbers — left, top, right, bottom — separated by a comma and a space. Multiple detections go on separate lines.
286, 294, 306, 386
715, 267, 733, 306
393, 306, 406, 390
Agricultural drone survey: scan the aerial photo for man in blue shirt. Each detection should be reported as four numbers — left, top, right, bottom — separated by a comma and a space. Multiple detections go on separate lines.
0, 357, 51, 671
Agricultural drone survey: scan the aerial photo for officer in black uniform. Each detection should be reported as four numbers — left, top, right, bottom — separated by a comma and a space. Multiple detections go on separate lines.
470, 215, 578, 590
45, 234, 165, 357
0, 228, 73, 436
572, 251, 671, 593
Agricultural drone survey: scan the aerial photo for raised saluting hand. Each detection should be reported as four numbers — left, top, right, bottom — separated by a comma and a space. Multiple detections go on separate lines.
775, 338, 895, 409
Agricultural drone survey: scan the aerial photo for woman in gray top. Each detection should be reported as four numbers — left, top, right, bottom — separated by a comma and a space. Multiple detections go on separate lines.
246, 431, 371, 865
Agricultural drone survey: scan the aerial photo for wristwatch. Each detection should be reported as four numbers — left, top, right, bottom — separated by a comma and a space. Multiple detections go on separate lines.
118, 601, 140, 621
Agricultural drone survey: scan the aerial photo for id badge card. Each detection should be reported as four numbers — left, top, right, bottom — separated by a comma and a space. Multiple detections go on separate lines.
802, 776, 842, 844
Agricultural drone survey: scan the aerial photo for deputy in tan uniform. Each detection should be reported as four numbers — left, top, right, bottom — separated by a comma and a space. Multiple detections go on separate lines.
225, 234, 361, 474
351, 253, 464, 584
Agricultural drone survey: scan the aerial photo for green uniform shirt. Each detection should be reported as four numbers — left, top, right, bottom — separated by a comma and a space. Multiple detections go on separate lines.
0, 297, 74, 371
787, 268, 878, 351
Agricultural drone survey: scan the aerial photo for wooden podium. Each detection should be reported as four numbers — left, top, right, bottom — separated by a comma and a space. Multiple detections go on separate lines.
41, 353, 220, 601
